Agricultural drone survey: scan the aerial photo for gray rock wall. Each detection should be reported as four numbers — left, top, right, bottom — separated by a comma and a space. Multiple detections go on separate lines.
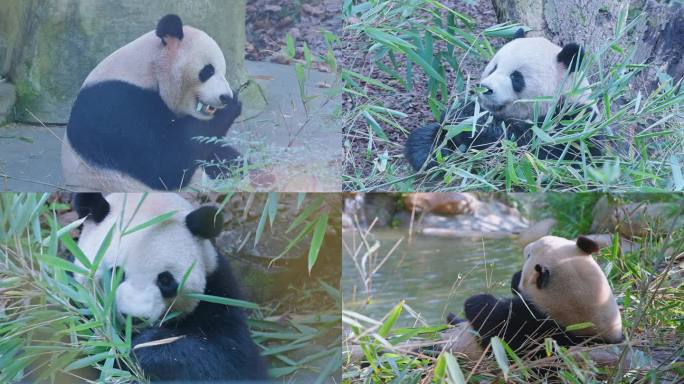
0, 0, 247, 124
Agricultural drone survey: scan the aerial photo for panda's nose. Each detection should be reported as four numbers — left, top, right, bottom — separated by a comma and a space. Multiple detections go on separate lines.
481, 85, 494, 95
219, 93, 233, 105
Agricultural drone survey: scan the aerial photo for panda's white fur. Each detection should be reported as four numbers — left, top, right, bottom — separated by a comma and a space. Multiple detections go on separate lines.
479, 37, 592, 121
75, 193, 217, 321
520, 235, 623, 343
441, 235, 623, 360
72, 192, 268, 380
82, 26, 232, 121
404, 36, 599, 171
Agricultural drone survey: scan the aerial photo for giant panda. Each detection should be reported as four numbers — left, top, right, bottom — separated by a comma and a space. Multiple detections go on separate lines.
441, 235, 623, 361
405, 35, 599, 171
73, 192, 268, 381
62, 14, 243, 191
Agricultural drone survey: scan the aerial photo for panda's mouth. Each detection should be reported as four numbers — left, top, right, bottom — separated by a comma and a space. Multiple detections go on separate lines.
195, 100, 224, 116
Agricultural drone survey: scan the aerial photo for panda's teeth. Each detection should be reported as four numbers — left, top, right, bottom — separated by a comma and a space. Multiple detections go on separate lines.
196, 101, 204, 113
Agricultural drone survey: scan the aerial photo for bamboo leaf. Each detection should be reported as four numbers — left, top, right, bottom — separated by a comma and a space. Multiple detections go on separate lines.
490, 337, 510, 380
308, 213, 328, 273
378, 300, 404, 338
122, 210, 177, 236
185, 293, 259, 310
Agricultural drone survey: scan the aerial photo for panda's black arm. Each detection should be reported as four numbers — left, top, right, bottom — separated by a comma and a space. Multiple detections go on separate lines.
175, 100, 244, 178
465, 292, 585, 357
463, 293, 511, 348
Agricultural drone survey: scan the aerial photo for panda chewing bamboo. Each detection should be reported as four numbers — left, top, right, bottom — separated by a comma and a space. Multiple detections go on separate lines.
62, 14, 243, 191
405, 33, 601, 171
73, 193, 268, 381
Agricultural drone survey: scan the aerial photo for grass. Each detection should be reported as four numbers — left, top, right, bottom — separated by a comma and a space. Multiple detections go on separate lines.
341, 0, 684, 192
0, 193, 341, 383
342, 193, 684, 383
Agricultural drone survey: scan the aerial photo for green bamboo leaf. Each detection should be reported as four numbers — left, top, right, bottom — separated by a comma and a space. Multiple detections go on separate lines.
177, 261, 197, 294
38, 255, 88, 275
565, 322, 595, 332
185, 293, 259, 310
122, 210, 177, 236
363, 110, 388, 140
60, 233, 91, 270
378, 300, 404, 338
90, 224, 115, 276
313, 351, 342, 384
286, 33, 296, 58
308, 213, 328, 273
490, 336, 510, 380
445, 352, 466, 384
65, 351, 111, 371
433, 353, 447, 383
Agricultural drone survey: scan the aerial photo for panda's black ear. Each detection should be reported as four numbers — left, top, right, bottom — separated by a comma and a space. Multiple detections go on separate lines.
156, 14, 184, 45
557, 43, 584, 72
185, 206, 224, 239
576, 236, 599, 254
534, 264, 550, 289
73, 193, 110, 223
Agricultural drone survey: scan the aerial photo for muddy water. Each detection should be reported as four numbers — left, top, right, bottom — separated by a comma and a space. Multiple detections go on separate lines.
343, 229, 523, 325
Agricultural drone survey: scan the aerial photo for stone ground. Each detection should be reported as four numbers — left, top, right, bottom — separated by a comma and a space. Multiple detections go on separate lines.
0, 60, 341, 192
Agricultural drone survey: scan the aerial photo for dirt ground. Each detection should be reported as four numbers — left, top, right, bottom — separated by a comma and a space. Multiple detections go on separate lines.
245, 0, 342, 69
341, 1, 501, 187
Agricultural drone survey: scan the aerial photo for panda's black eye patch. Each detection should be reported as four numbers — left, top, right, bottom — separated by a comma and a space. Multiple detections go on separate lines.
510, 70, 525, 93
199, 64, 215, 83
157, 271, 178, 298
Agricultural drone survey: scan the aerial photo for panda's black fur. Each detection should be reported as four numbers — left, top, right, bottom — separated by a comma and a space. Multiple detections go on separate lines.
446, 271, 588, 357
67, 80, 242, 190
405, 100, 598, 171
131, 253, 266, 381
74, 193, 268, 381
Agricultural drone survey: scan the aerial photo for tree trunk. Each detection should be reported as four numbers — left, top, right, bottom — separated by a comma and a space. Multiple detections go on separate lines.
490, 0, 683, 93
0, 0, 247, 124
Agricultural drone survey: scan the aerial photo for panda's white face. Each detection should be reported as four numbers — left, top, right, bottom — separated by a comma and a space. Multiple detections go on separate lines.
75, 194, 218, 323
479, 37, 589, 121
519, 236, 623, 343
156, 27, 234, 121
